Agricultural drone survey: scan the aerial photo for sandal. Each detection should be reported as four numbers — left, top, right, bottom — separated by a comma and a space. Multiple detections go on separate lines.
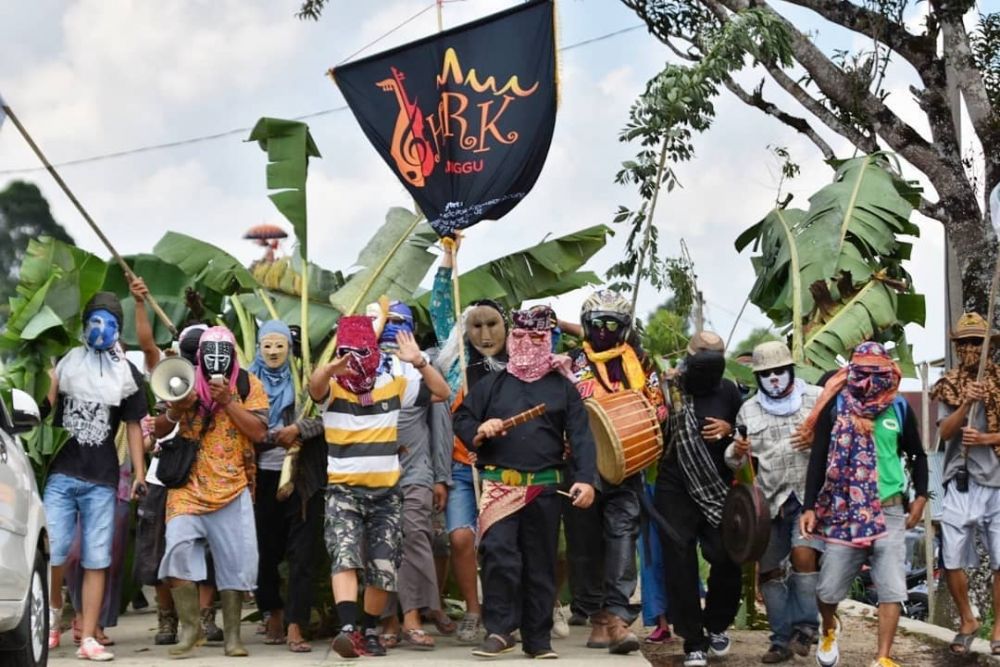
402, 628, 435, 650
95, 630, 114, 647
287, 638, 312, 653
380, 632, 401, 649
950, 631, 979, 655
428, 610, 457, 636
263, 634, 287, 645
991, 639, 1000, 655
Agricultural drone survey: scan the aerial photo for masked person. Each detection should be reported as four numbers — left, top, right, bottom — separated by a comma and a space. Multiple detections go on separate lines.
308, 315, 450, 658
563, 290, 666, 654
655, 331, 743, 667
725, 341, 823, 663
430, 246, 509, 644
247, 320, 325, 653
799, 342, 928, 667
930, 313, 1000, 657
44, 292, 149, 662
453, 306, 596, 659
153, 326, 268, 658
358, 300, 455, 649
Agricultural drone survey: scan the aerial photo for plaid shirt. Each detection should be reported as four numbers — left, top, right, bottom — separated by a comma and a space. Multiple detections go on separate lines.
727, 385, 820, 518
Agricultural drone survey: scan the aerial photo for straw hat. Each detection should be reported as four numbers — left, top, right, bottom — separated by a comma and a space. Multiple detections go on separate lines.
950, 312, 1000, 342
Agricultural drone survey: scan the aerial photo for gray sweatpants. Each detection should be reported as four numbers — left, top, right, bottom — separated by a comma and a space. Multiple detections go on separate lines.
159, 489, 258, 591
383, 485, 440, 617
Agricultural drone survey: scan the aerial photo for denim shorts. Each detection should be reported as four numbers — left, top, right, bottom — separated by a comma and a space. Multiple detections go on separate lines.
43, 473, 116, 569
445, 461, 478, 534
817, 504, 907, 605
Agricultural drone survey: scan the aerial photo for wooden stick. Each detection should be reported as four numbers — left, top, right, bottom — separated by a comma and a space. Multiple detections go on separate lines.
629, 136, 669, 316
2, 102, 177, 336
473, 404, 547, 447
967, 254, 1000, 428
447, 237, 481, 503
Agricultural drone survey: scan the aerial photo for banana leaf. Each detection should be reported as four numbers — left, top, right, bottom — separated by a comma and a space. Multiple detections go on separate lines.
328, 207, 438, 315
413, 224, 611, 322
104, 254, 226, 347
247, 117, 321, 257
153, 232, 259, 295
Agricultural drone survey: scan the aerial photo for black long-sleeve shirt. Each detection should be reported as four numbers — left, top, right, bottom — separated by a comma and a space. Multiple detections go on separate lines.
803, 399, 928, 510
453, 371, 597, 485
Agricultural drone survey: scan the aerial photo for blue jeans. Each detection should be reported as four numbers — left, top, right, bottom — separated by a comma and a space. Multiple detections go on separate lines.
445, 461, 478, 534
639, 482, 669, 625
759, 497, 823, 647
43, 473, 116, 569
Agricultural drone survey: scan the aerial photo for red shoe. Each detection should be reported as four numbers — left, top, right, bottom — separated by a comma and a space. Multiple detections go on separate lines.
332, 629, 368, 658
644, 625, 673, 644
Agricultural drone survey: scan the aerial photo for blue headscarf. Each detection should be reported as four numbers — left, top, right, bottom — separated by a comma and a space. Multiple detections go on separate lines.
248, 320, 295, 429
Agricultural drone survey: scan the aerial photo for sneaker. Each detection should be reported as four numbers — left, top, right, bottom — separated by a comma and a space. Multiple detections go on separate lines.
762, 644, 794, 663
868, 659, 900, 667
816, 626, 839, 667
684, 650, 708, 667
472, 633, 516, 658
457, 613, 482, 645
708, 631, 731, 656
525, 647, 559, 659
76, 636, 115, 662
644, 626, 673, 644
551, 605, 570, 639
332, 628, 367, 659
48, 609, 61, 649
363, 632, 386, 657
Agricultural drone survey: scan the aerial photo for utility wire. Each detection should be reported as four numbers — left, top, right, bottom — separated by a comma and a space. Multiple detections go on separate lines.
0, 23, 646, 176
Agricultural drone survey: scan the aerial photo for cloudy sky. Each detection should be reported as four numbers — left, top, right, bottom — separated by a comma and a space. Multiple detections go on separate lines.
0, 0, 960, 379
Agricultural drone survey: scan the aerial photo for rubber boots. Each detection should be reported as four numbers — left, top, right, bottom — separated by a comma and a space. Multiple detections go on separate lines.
169, 583, 204, 657
220, 590, 248, 657
586, 611, 610, 649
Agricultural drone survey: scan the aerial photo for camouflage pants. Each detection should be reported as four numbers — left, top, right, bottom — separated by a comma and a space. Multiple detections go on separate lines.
324, 485, 402, 591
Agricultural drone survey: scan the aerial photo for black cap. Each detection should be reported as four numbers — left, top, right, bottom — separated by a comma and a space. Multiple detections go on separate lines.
83, 291, 123, 327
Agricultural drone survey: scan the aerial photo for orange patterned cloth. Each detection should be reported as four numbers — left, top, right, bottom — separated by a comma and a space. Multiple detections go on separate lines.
166, 374, 268, 521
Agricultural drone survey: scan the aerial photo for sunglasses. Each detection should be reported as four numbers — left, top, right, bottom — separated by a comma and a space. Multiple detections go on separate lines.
956, 338, 985, 348
757, 368, 788, 378
590, 318, 621, 332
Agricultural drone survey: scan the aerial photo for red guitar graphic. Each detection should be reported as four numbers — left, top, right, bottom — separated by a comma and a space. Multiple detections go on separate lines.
377, 67, 438, 187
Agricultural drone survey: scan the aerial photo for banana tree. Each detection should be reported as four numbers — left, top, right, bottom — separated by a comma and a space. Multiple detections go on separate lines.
735, 153, 925, 377
0, 236, 108, 483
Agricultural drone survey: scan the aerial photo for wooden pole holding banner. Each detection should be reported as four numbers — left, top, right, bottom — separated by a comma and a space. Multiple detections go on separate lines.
0, 100, 177, 336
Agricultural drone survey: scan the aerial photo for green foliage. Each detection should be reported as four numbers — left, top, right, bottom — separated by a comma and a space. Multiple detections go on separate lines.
0, 236, 107, 484
642, 308, 690, 361
248, 118, 321, 257
972, 11, 1000, 112
608, 8, 793, 299
735, 153, 924, 375
729, 326, 780, 358
0, 181, 75, 324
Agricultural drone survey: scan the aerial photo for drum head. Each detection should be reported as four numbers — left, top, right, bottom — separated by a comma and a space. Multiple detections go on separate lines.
721, 483, 771, 564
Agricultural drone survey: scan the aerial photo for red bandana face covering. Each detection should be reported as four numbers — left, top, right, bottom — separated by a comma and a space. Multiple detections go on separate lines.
506, 329, 553, 383
335, 316, 381, 400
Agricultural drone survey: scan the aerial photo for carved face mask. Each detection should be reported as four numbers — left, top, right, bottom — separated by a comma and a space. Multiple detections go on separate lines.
755, 367, 793, 398
259, 332, 290, 370
84, 308, 120, 352
467, 305, 506, 357
200, 339, 235, 377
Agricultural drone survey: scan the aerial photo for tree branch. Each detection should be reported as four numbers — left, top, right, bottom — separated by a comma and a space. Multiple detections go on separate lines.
724, 77, 836, 160
780, 0, 934, 69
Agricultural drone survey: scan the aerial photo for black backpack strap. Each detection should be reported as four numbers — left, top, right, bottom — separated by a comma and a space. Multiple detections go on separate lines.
236, 369, 251, 403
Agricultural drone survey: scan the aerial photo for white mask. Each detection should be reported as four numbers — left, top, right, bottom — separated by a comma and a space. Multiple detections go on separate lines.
756, 368, 792, 398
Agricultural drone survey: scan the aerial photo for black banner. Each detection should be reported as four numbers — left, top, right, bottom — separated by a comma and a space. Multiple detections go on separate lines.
334, 0, 557, 237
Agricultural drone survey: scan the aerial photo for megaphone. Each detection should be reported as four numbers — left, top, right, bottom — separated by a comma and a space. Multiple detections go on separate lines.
150, 356, 196, 403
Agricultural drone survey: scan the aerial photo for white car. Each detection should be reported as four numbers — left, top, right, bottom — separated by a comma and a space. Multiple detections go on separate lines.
0, 389, 48, 667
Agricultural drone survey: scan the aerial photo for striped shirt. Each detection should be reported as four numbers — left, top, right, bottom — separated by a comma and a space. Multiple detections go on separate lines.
322, 365, 423, 488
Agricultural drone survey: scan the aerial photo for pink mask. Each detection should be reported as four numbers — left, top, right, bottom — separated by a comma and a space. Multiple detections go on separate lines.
506, 329, 552, 383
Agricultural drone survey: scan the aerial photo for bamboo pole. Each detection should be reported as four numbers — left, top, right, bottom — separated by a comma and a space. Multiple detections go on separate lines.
1, 101, 177, 336
919, 361, 936, 622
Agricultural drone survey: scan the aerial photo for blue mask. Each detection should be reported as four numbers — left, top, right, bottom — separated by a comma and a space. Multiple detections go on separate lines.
379, 319, 414, 349
84, 309, 120, 351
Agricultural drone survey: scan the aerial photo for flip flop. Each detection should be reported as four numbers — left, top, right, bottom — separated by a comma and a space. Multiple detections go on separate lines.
263, 634, 287, 645
991, 639, 1000, 655
287, 639, 312, 653
429, 611, 457, 636
950, 631, 978, 655
402, 628, 435, 650
380, 632, 401, 649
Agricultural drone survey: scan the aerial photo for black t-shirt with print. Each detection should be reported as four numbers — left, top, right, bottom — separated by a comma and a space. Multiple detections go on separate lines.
49, 361, 148, 488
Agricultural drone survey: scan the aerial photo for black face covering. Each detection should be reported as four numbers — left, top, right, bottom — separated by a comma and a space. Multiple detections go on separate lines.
682, 351, 726, 396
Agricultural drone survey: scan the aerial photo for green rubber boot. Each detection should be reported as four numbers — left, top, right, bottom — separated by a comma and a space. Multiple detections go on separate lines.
168, 583, 204, 658
220, 591, 248, 657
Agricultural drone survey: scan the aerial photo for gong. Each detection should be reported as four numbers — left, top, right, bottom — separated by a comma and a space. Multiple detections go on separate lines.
721, 483, 771, 564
